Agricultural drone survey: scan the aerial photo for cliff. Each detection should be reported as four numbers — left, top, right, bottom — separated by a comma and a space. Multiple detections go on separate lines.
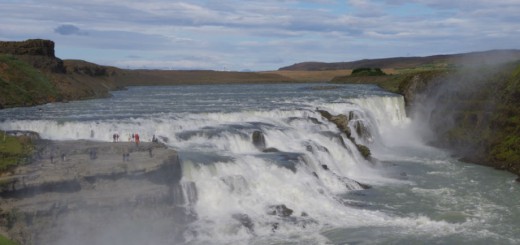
0, 39, 296, 109
0, 40, 126, 108
0, 138, 191, 244
397, 63, 520, 177
0, 39, 55, 58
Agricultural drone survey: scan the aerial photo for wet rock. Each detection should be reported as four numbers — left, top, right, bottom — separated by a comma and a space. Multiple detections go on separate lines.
355, 143, 371, 159
317, 110, 351, 138
267, 204, 293, 217
354, 121, 372, 143
271, 222, 279, 232
354, 181, 372, 190
158, 136, 169, 143
252, 131, 266, 151
263, 147, 279, 153
232, 213, 254, 232
318, 110, 372, 160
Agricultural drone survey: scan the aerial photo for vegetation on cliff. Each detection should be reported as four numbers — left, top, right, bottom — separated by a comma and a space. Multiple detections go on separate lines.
395, 62, 520, 176
330, 57, 520, 176
351, 67, 386, 76
0, 39, 299, 108
0, 131, 33, 174
472, 63, 520, 173
0, 54, 59, 108
0, 234, 19, 245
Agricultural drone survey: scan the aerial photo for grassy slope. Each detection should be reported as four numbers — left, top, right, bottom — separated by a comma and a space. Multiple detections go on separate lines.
0, 235, 19, 245
0, 131, 33, 173
0, 54, 58, 108
478, 64, 520, 172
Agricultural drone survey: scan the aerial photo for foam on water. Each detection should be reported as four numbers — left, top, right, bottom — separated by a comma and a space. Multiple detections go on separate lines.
1, 84, 518, 244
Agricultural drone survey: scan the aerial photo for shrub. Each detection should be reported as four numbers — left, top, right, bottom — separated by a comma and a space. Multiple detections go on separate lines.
351, 67, 386, 76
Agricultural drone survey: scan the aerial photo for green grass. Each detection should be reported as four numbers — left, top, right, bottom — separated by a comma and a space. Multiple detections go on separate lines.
394, 62, 455, 74
0, 131, 32, 173
0, 54, 58, 108
0, 234, 19, 245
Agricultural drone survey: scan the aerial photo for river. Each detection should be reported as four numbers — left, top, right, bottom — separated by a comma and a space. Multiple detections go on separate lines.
1, 83, 518, 244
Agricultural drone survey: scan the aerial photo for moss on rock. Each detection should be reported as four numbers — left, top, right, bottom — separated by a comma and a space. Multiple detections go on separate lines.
0, 131, 34, 174
395, 62, 520, 176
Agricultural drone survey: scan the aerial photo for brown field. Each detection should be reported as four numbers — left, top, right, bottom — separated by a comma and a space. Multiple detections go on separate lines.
263, 68, 398, 83
262, 70, 351, 82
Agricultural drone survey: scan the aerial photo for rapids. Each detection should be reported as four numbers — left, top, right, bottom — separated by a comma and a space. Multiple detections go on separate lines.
1, 83, 519, 244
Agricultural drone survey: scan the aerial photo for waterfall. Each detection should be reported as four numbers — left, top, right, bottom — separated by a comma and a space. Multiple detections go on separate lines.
0, 88, 411, 242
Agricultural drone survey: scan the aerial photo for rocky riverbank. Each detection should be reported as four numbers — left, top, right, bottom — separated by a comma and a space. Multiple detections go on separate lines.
0, 138, 192, 245
330, 60, 520, 178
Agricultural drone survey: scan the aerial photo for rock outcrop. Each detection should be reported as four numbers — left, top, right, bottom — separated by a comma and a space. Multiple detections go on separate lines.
397, 62, 520, 177
0, 39, 122, 108
317, 110, 371, 159
0, 39, 65, 73
0, 138, 191, 244
252, 131, 266, 151
0, 39, 55, 57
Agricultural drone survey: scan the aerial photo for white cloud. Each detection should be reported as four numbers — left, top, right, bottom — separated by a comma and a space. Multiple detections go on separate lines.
0, 0, 519, 70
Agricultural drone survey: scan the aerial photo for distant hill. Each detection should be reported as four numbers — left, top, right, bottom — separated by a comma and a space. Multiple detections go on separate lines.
0, 39, 296, 108
279, 50, 520, 71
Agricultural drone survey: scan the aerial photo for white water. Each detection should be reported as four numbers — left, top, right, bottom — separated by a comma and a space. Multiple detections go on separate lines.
1, 84, 519, 244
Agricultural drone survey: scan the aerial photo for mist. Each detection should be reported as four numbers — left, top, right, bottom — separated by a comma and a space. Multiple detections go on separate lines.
407, 52, 520, 158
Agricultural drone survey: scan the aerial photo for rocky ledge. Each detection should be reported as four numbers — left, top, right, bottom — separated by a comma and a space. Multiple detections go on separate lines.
0, 139, 191, 245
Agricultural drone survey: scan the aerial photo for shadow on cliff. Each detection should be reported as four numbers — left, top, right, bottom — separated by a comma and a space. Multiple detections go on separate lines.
406, 54, 520, 174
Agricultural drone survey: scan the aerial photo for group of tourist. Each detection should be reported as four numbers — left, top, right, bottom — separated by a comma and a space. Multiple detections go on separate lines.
112, 133, 149, 146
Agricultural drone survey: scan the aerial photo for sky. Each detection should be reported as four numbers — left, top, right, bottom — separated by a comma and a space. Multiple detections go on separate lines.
1, 0, 519, 71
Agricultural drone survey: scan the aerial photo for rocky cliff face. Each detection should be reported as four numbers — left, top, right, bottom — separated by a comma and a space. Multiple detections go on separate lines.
398, 63, 520, 177
0, 39, 124, 108
0, 139, 192, 244
0, 39, 55, 57
0, 39, 65, 73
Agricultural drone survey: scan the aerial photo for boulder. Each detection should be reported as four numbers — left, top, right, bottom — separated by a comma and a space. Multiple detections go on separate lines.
262, 147, 279, 153
318, 110, 351, 138
232, 213, 254, 232
267, 204, 293, 217
354, 180, 372, 189
355, 144, 371, 159
318, 110, 371, 160
252, 131, 266, 150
